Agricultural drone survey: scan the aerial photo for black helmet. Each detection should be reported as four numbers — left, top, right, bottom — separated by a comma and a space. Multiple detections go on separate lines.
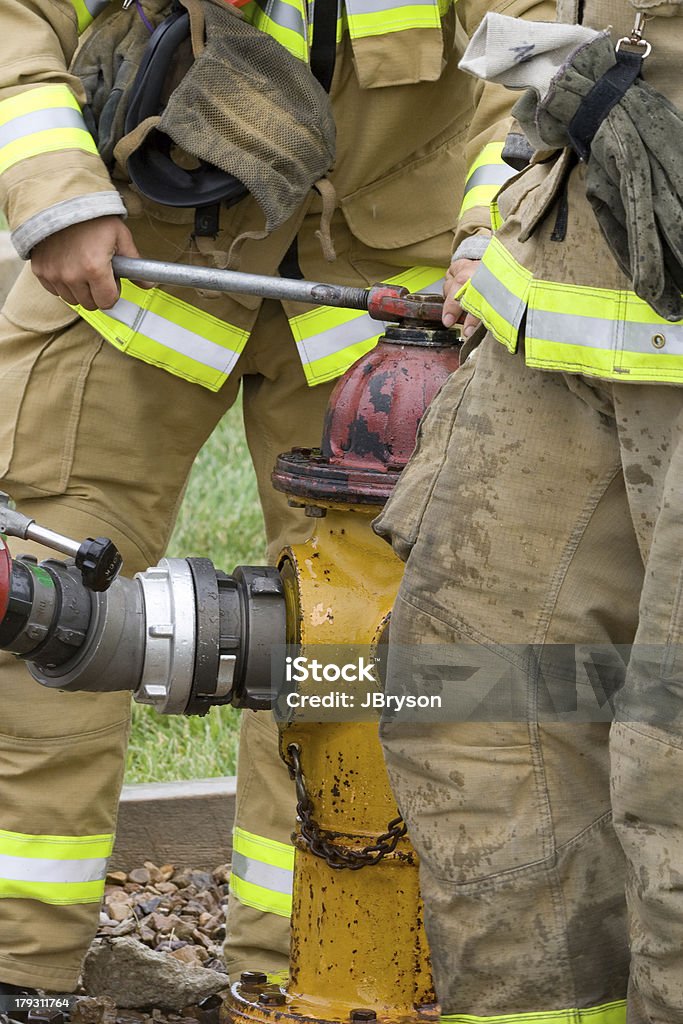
124, 9, 248, 208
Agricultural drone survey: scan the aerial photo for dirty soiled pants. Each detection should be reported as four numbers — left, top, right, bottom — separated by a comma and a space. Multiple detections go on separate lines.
377, 334, 683, 1024
0, 268, 333, 991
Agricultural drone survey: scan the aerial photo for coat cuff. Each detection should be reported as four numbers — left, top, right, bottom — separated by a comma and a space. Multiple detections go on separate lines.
452, 235, 490, 262
11, 192, 127, 259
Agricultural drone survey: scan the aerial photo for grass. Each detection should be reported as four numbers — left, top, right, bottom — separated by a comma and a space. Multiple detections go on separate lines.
125, 399, 266, 784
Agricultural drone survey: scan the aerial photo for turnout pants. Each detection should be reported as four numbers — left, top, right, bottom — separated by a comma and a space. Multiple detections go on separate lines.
376, 335, 683, 1023
0, 268, 332, 989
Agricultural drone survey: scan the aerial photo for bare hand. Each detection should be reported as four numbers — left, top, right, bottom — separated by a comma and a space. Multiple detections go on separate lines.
442, 258, 481, 338
31, 216, 146, 311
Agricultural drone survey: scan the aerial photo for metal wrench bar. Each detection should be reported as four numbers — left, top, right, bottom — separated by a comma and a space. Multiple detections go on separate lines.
112, 256, 371, 312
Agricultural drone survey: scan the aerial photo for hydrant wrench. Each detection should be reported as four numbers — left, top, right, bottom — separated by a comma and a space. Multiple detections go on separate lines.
112, 256, 446, 326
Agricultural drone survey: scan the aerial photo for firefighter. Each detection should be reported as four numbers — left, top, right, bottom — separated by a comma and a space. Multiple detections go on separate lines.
375, 1, 683, 1020
0, 0, 533, 994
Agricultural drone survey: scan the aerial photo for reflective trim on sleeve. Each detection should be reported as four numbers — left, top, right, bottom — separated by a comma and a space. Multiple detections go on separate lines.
459, 142, 515, 218
345, 0, 441, 39
463, 165, 515, 196
71, 0, 112, 34
441, 999, 626, 1024
0, 85, 97, 174
459, 239, 530, 350
75, 280, 249, 391
234, 0, 448, 56
0, 828, 113, 906
241, 0, 309, 59
290, 266, 446, 385
230, 827, 294, 918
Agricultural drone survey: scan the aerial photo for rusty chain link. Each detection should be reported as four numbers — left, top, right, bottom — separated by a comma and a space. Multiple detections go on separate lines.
286, 743, 407, 870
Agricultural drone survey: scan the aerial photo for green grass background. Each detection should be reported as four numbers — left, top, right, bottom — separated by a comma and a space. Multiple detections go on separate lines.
125, 401, 266, 784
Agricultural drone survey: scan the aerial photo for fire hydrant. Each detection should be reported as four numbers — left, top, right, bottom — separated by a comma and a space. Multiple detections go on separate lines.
229, 317, 460, 1024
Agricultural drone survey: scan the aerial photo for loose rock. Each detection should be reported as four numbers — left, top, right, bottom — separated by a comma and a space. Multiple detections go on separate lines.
82, 938, 230, 1012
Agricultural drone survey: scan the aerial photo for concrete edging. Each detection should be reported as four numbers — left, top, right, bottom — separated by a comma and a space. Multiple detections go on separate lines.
111, 776, 237, 872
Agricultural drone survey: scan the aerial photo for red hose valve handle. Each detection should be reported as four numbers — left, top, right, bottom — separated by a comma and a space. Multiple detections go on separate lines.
0, 537, 11, 623
366, 285, 445, 325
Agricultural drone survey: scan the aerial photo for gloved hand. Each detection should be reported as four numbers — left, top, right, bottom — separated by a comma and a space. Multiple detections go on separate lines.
70, 0, 173, 166
514, 32, 683, 321
460, 15, 683, 322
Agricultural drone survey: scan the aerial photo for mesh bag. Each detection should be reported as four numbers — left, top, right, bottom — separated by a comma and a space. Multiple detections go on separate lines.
160, 0, 337, 233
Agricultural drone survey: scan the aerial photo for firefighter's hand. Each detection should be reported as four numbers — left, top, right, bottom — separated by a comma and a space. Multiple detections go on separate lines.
30, 216, 147, 311
442, 258, 481, 338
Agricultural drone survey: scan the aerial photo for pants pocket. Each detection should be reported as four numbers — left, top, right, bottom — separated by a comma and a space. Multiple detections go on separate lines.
0, 268, 98, 495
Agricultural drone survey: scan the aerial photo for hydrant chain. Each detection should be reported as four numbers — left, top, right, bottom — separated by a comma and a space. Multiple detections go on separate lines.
287, 744, 407, 869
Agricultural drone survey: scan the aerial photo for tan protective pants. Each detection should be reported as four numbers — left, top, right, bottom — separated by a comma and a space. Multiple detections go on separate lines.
376, 335, 683, 1023
0, 267, 332, 990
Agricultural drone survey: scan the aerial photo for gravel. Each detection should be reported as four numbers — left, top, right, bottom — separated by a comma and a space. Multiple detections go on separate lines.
76, 862, 233, 1023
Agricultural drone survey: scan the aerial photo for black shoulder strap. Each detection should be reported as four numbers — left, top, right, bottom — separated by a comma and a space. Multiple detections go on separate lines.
567, 49, 643, 161
310, 0, 338, 92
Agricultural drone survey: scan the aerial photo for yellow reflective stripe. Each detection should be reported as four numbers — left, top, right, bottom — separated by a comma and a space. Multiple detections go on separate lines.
0, 85, 82, 126
491, 198, 503, 232
441, 998, 626, 1024
233, 827, 295, 870
229, 873, 293, 917
465, 142, 505, 183
346, 5, 440, 38
291, 265, 445, 384
75, 281, 249, 391
460, 238, 530, 350
523, 340, 628, 379
0, 828, 113, 906
460, 184, 503, 217
0, 129, 97, 174
71, 0, 91, 32
70, 0, 111, 33
463, 239, 683, 382
460, 142, 513, 219
240, 0, 447, 52
231, 827, 294, 918
0, 86, 96, 174
0, 828, 113, 861
301, 330, 380, 384
0, 878, 107, 906
241, 0, 309, 60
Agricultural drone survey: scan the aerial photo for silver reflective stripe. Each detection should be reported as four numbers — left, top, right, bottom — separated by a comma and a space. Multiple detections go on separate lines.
103, 297, 241, 374
84, 0, 111, 16
0, 853, 107, 885
529, 308, 683, 354
0, 108, 86, 149
463, 164, 515, 195
347, 0, 434, 11
300, 314, 387, 364
299, 279, 444, 365
471, 262, 526, 329
253, 0, 306, 36
231, 851, 293, 896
